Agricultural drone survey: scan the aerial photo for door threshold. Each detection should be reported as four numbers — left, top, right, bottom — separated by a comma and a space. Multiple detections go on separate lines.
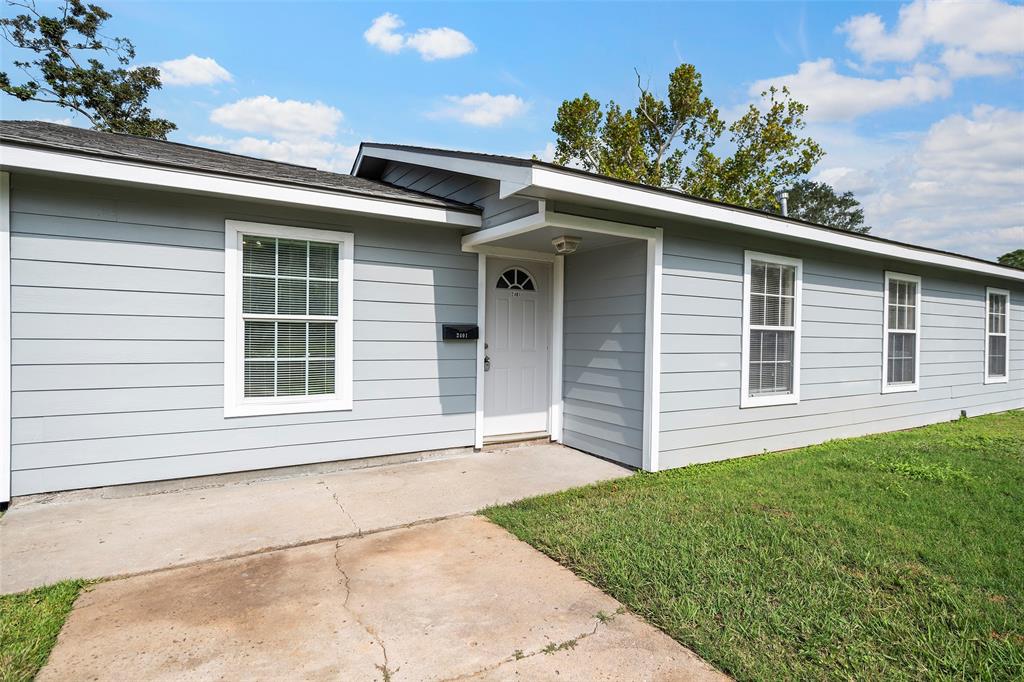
483, 431, 550, 447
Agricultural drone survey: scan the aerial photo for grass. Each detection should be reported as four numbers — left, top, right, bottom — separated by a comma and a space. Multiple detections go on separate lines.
0, 580, 86, 682
485, 411, 1024, 680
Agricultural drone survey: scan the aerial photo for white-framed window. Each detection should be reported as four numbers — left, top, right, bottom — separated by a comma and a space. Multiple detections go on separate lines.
985, 287, 1010, 384
741, 251, 802, 407
224, 220, 354, 417
882, 271, 921, 393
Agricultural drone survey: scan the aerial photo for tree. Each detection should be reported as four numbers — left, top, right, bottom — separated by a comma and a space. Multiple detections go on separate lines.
1, 0, 175, 138
783, 180, 871, 233
997, 249, 1024, 269
550, 64, 823, 211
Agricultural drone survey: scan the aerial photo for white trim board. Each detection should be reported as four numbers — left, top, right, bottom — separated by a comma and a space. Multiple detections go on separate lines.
359, 145, 1022, 283
0, 144, 481, 228
881, 271, 922, 395
0, 172, 10, 504
739, 251, 803, 409
984, 287, 1010, 385
223, 220, 355, 418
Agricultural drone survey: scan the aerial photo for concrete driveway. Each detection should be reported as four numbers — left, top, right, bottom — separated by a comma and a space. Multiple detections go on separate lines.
40, 516, 726, 681
2, 444, 627, 594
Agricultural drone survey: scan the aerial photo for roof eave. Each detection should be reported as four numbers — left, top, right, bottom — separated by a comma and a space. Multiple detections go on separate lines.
1, 142, 482, 228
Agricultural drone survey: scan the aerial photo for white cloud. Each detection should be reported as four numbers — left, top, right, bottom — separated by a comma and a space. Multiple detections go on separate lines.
204, 96, 353, 171
363, 13, 405, 54
157, 55, 232, 86
430, 93, 528, 127
194, 135, 358, 172
210, 96, 343, 140
750, 58, 952, 122
405, 27, 476, 61
840, 0, 1024, 63
363, 12, 475, 61
817, 106, 1024, 259
939, 49, 1014, 79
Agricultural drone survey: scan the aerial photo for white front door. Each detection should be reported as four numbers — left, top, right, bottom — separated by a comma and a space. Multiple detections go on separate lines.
484, 259, 551, 438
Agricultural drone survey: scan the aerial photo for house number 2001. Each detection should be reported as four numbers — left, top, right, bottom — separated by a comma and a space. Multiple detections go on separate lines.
510, 291, 522, 297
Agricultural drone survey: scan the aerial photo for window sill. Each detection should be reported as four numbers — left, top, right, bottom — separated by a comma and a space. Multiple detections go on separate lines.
881, 383, 918, 394
225, 397, 353, 418
983, 376, 1009, 385
740, 393, 799, 408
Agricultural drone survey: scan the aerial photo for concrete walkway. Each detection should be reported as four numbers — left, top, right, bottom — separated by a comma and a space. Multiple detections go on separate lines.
1, 444, 628, 594
39, 516, 727, 681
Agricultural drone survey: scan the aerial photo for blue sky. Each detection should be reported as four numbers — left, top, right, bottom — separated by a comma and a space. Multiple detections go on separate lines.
2, 1, 1022, 259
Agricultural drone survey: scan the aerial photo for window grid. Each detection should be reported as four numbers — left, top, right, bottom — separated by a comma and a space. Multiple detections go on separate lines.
883, 273, 920, 392
986, 289, 1009, 382
742, 253, 801, 407
241, 236, 339, 399
748, 260, 797, 398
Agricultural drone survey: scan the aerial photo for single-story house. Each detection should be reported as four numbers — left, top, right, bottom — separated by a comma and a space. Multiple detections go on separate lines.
0, 120, 1020, 503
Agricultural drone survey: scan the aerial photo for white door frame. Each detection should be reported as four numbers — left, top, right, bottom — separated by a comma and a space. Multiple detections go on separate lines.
474, 248, 563, 449
465, 211, 662, 472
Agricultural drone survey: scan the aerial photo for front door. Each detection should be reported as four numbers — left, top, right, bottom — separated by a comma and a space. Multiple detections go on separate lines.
484, 259, 551, 438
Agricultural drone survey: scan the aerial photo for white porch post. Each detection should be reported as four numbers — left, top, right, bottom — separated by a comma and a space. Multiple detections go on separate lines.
642, 228, 663, 472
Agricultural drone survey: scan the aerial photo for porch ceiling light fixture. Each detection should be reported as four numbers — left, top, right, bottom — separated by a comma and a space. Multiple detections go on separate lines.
552, 235, 582, 255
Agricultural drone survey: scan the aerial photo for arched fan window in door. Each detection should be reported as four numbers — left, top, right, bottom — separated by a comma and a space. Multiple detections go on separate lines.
495, 267, 536, 291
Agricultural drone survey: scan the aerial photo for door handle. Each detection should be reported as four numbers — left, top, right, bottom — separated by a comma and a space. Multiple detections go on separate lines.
484, 355, 491, 372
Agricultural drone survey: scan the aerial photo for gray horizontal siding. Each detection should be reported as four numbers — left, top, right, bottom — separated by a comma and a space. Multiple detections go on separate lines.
561, 242, 646, 467
9, 174, 479, 495
659, 225, 1024, 470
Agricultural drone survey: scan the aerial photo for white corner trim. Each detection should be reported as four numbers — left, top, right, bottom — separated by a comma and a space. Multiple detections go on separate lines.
474, 253, 486, 449
0, 172, 10, 504
740, 251, 803, 409
984, 286, 1010, 385
881, 271, 922, 395
551, 255, 565, 443
0, 144, 480, 228
223, 220, 354, 418
642, 229, 663, 472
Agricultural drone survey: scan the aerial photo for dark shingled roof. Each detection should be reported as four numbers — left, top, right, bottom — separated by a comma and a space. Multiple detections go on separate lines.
0, 121, 479, 213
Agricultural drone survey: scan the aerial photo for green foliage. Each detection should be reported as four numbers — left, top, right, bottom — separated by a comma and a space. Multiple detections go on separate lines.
1, 0, 175, 138
0, 580, 86, 681
785, 179, 871, 233
551, 64, 824, 211
997, 249, 1024, 269
486, 411, 1024, 681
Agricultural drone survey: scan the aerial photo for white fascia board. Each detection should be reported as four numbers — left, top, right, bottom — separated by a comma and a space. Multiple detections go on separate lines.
1, 144, 481, 228
528, 166, 1024, 283
355, 145, 533, 187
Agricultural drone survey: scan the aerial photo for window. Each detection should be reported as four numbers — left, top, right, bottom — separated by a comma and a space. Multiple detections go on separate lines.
741, 251, 802, 407
985, 287, 1010, 384
496, 267, 535, 291
224, 220, 353, 417
882, 272, 920, 393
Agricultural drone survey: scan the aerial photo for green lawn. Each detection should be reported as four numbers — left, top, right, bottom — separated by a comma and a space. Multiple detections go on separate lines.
485, 411, 1024, 680
0, 580, 85, 682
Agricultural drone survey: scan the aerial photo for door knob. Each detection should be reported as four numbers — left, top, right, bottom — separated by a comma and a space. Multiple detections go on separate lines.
484, 355, 491, 372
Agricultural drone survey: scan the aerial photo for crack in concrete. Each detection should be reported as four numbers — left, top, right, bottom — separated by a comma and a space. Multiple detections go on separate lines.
438, 609, 624, 681
332, 539, 398, 681
320, 480, 362, 536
